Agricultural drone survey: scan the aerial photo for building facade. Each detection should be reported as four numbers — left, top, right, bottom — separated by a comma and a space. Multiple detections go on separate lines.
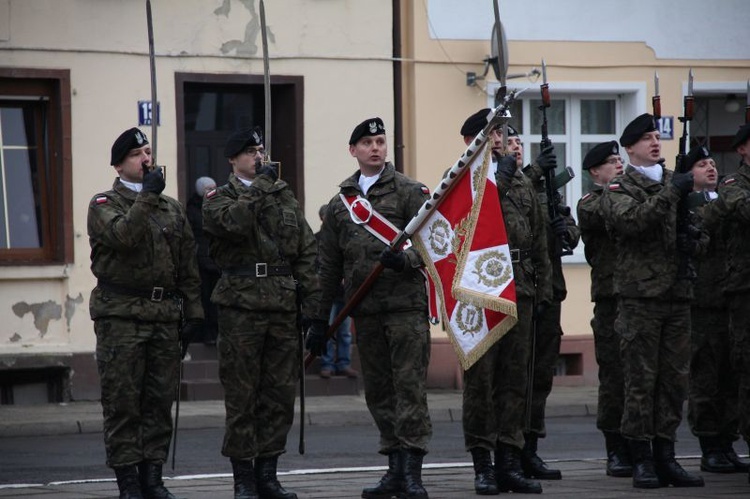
1, 0, 748, 402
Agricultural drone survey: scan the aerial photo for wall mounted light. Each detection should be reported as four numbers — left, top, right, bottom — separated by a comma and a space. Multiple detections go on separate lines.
725, 94, 741, 113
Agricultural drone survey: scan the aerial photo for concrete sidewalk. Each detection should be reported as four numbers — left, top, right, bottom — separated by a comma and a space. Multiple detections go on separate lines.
0, 386, 599, 438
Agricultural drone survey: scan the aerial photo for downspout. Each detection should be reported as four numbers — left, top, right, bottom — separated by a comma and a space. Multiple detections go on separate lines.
392, 0, 403, 172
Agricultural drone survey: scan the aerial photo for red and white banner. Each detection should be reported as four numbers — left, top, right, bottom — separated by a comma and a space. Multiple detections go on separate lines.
413, 143, 517, 370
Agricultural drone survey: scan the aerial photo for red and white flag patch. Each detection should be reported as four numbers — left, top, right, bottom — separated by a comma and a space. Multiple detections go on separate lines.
95, 196, 108, 204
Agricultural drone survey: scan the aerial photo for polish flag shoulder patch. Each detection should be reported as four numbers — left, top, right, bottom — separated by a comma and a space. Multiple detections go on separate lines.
581, 192, 593, 202
205, 189, 218, 199
94, 196, 108, 205
421, 186, 430, 195
723, 178, 737, 186
608, 183, 621, 191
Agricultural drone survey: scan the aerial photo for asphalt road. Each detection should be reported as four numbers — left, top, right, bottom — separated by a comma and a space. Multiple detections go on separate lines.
0, 415, 702, 486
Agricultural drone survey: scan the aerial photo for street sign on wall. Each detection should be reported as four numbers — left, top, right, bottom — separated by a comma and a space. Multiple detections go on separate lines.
138, 100, 160, 126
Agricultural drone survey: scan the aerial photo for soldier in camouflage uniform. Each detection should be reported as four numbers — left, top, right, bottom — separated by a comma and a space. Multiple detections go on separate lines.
518, 128, 580, 481
88, 127, 204, 499
600, 113, 706, 489
202, 127, 319, 499
684, 146, 748, 474
305, 118, 432, 499
702, 123, 750, 485
576, 141, 631, 478
458, 110, 552, 495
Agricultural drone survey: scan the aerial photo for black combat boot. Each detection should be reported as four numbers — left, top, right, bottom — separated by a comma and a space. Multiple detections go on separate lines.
494, 443, 542, 494
603, 431, 632, 477
402, 448, 429, 498
114, 465, 144, 499
722, 437, 750, 472
469, 447, 498, 495
699, 436, 735, 473
231, 458, 259, 499
361, 451, 404, 499
520, 433, 561, 480
652, 438, 704, 487
138, 461, 180, 499
629, 439, 660, 489
255, 456, 297, 499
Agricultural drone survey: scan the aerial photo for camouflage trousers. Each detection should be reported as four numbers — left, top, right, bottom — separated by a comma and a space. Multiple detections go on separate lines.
592, 298, 625, 433
616, 297, 690, 441
728, 292, 750, 441
463, 297, 533, 451
355, 311, 432, 454
94, 317, 180, 468
525, 300, 562, 437
218, 307, 299, 459
688, 306, 739, 439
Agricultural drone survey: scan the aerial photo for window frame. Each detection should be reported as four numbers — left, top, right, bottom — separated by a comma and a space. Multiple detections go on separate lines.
488, 81, 646, 262
0, 68, 73, 264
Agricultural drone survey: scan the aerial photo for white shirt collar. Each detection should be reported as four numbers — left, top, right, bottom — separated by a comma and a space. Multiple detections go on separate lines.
120, 179, 143, 192
631, 163, 663, 183
358, 167, 384, 195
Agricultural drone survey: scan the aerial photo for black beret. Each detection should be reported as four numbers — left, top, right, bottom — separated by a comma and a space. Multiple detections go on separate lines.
110, 127, 149, 166
684, 145, 711, 172
224, 126, 263, 158
620, 113, 657, 147
731, 123, 750, 150
583, 141, 619, 171
460, 108, 491, 137
505, 124, 519, 137
349, 117, 386, 145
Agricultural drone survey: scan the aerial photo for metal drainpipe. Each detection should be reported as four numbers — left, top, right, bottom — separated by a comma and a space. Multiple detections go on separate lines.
392, 0, 404, 172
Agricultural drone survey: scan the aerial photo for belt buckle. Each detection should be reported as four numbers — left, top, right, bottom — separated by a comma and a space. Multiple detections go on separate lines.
256, 263, 268, 278
510, 248, 520, 263
151, 286, 164, 302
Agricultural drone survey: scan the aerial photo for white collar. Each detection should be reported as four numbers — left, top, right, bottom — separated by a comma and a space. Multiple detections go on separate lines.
358, 167, 384, 195
631, 163, 663, 183
120, 179, 143, 192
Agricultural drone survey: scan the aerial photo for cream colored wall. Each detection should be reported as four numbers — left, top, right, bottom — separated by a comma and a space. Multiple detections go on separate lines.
0, 0, 392, 353
403, 3, 750, 340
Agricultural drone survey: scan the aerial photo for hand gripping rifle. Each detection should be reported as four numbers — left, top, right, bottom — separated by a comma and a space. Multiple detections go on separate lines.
673, 69, 697, 281
539, 60, 573, 256
303, 89, 525, 370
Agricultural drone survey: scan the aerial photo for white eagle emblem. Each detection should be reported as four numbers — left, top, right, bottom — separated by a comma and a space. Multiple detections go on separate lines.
369, 121, 379, 134
135, 131, 146, 145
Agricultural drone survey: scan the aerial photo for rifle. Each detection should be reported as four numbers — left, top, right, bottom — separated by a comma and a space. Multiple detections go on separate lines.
304, 88, 525, 369
539, 60, 572, 256
673, 69, 697, 281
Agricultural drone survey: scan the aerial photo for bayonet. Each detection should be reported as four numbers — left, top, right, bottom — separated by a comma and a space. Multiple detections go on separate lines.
652, 72, 661, 119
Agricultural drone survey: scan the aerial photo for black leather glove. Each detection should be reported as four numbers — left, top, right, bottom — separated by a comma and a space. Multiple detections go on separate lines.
256, 160, 279, 182
671, 171, 694, 196
142, 166, 165, 194
496, 154, 517, 182
550, 215, 567, 237
535, 145, 557, 174
380, 248, 407, 272
180, 319, 203, 359
305, 319, 328, 357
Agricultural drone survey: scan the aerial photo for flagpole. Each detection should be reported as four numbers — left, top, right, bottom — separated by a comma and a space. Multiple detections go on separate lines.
304, 88, 524, 369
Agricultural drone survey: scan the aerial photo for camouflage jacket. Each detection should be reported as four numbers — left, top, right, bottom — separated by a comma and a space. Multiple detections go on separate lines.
497, 168, 553, 304
87, 179, 203, 322
577, 185, 616, 300
315, 163, 428, 319
202, 173, 320, 316
600, 165, 706, 299
704, 162, 750, 295
691, 192, 729, 308
523, 163, 581, 300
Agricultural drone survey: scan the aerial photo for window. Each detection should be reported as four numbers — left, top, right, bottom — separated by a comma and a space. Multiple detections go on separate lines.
0, 69, 72, 264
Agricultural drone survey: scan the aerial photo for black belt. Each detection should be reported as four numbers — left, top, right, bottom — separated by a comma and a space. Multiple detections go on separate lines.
510, 248, 532, 263
222, 263, 292, 278
97, 280, 181, 302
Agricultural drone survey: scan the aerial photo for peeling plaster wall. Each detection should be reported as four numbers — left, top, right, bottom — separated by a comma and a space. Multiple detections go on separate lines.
0, 0, 394, 357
